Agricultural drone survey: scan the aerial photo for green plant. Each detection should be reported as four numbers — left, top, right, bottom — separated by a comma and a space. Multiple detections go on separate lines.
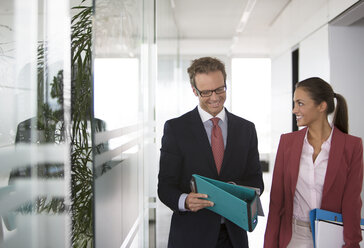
70, 2, 93, 247
34, 1, 94, 247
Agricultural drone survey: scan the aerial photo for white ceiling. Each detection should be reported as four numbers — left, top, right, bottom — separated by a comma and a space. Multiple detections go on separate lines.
158, 0, 292, 55
172, 0, 248, 38
1, 0, 293, 56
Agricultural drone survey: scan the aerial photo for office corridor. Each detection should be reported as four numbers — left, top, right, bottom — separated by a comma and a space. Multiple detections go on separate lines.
1, 0, 364, 247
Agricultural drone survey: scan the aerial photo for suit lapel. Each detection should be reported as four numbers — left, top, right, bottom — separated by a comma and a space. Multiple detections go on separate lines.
289, 128, 306, 198
188, 107, 217, 176
220, 109, 234, 175
322, 128, 345, 196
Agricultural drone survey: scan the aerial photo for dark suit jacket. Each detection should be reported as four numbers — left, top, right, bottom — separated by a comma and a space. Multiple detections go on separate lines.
264, 127, 363, 248
158, 107, 264, 248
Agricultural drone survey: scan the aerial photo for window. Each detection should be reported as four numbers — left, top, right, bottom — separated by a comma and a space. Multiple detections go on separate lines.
231, 58, 271, 155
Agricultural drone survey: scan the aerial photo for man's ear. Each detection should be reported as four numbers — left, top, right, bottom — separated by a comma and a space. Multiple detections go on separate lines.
192, 86, 198, 96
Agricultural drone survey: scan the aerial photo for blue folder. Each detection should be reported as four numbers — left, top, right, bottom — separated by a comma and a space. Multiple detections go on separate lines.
190, 174, 259, 232
309, 208, 364, 248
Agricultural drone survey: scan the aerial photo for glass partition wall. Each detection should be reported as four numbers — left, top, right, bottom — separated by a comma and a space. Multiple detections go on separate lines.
0, 0, 156, 247
154, 0, 179, 247
0, 0, 72, 247
93, 0, 156, 247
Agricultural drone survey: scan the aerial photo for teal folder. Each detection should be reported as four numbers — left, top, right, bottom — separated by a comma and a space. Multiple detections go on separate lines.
190, 174, 259, 232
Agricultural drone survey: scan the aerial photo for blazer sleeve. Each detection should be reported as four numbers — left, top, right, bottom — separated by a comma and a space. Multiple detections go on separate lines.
157, 120, 184, 212
342, 138, 363, 248
264, 134, 286, 248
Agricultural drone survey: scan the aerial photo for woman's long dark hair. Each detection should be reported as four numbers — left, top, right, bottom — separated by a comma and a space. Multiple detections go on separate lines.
295, 77, 348, 134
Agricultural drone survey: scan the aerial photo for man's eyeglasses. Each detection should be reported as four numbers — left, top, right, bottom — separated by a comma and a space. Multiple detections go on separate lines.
195, 85, 226, 97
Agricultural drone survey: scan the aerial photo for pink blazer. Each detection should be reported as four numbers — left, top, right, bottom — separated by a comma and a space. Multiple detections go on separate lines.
264, 127, 363, 248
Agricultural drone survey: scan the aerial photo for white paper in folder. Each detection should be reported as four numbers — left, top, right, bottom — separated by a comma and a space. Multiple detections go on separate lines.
315, 220, 364, 248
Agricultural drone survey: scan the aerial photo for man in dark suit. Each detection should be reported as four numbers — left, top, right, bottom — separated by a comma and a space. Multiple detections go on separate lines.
158, 57, 264, 248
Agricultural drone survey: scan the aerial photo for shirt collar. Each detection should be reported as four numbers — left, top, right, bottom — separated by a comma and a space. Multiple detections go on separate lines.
197, 105, 226, 123
304, 125, 334, 150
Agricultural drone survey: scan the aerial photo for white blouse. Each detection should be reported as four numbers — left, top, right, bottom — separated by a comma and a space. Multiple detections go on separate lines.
293, 127, 334, 222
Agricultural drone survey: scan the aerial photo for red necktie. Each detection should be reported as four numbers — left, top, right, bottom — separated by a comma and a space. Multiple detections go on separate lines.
211, 117, 224, 174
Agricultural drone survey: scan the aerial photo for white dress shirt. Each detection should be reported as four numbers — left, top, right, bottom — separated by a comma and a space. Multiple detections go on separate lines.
293, 127, 334, 222
197, 105, 227, 148
178, 106, 227, 211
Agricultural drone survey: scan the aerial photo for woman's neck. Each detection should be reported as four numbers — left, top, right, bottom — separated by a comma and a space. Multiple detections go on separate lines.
307, 120, 332, 144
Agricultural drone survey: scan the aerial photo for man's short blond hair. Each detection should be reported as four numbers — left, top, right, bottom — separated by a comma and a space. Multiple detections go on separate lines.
187, 57, 226, 88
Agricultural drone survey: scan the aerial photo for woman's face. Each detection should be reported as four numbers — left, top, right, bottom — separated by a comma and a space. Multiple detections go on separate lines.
292, 88, 325, 127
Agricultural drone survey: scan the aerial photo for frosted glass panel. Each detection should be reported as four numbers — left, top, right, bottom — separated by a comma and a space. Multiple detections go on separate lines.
0, 0, 72, 247
93, 0, 148, 247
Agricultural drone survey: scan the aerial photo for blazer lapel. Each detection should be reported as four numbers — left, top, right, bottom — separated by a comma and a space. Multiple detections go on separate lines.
322, 128, 345, 196
289, 128, 306, 199
188, 107, 217, 176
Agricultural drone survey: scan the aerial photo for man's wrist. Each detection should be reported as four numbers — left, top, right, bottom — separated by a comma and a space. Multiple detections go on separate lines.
178, 193, 189, 211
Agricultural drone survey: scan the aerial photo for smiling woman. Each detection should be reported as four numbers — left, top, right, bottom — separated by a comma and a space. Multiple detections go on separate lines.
265, 77, 363, 248
292, 87, 325, 129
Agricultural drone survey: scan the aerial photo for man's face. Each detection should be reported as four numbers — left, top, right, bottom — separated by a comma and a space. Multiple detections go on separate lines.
193, 70, 226, 116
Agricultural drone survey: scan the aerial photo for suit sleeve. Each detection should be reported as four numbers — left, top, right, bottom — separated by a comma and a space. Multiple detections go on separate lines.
342, 138, 363, 248
157, 121, 184, 212
240, 124, 264, 194
264, 135, 286, 248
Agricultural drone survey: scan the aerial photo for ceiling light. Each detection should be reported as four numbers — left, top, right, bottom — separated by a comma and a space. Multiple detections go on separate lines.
170, 0, 175, 9
235, 0, 257, 33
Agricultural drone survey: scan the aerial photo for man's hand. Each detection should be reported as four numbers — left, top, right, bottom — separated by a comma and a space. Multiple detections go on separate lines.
185, 193, 214, 212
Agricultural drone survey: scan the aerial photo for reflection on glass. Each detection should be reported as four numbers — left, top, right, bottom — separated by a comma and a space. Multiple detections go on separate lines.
0, 0, 71, 246
94, 0, 141, 57
0, 0, 95, 247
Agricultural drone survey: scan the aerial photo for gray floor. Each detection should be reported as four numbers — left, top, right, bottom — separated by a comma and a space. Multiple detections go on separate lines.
155, 173, 272, 248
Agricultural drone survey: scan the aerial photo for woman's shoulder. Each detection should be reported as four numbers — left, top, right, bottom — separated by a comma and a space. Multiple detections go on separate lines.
276, 128, 307, 149
346, 133, 362, 144
334, 127, 362, 143
280, 127, 307, 140
333, 128, 363, 151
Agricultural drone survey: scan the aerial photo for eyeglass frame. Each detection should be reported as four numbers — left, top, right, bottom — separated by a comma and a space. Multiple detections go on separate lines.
194, 85, 227, 97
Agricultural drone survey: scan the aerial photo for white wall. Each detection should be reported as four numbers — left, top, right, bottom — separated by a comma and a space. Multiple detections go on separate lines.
329, 18, 364, 216
299, 25, 330, 81
269, 51, 292, 187
269, 0, 359, 57
329, 19, 364, 140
